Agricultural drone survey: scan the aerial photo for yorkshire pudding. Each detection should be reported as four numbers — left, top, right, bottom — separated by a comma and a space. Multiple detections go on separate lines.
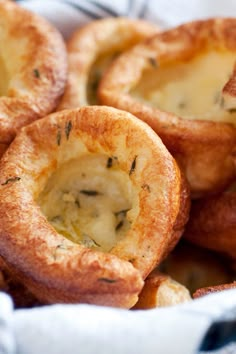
0, 106, 189, 307
133, 270, 191, 309
99, 18, 236, 198
57, 17, 158, 110
0, 0, 67, 153
184, 188, 236, 259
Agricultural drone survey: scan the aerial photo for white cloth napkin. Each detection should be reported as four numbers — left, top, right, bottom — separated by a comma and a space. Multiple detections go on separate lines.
1, 289, 236, 354
1, 1, 236, 353
18, 0, 236, 37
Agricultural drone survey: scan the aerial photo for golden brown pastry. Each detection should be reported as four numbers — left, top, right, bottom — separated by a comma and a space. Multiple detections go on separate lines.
0, 0, 67, 154
193, 282, 236, 299
99, 18, 236, 198
57, 17, 158, 110
0, 106, 189, 308
184, 190, 236, 259
133, 270, 191, 309
160, 241, 234, 295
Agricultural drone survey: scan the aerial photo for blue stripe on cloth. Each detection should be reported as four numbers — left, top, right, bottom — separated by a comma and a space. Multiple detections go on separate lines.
88, 0, 119, 17
137, 0, 150, 18
64, 0, 102, 19
126, 0, 134, 16
198, 318, 236, 352
16, 0, 120, 18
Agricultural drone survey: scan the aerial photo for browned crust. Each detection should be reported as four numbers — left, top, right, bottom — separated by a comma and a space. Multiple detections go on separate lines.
184, 191, 236, 259
133, 270, 191, 309
0, 143, 8, 159
162, 170, 190, 259
99, 18, 236, 198
193, 282, 236, 299
133, 272, 169, 309
57, 17, 158, 110
0, 106, 189, 307
0, 1, 67, 144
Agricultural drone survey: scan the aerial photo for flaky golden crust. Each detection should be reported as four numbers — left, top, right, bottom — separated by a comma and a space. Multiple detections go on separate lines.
133, 270, 191, 309
0, 0, 67, 146
0, 106, 189, 307
99, 18, 236, 198
184, 191, 236, 259
57, 17, 158, 110
193, 282, 236, 299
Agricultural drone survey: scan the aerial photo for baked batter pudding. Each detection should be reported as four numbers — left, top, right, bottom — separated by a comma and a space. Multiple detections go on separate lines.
132, 50, 236, 124
0, 106, 189, 307
133, 269, 191, 309
0, 1, 67, 153
184, 189, 236, 259
57, 17, 158, 110
99, 18, 236, 197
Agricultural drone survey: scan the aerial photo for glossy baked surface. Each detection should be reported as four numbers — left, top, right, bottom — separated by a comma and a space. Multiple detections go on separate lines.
0, 1, 67, 146
0, 106, 189, 308
58, 17, 158, 110
99, 18, 236, 198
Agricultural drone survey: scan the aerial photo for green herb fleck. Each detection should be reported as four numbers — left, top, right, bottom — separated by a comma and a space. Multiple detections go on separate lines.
50, 215, 63, 223
114, 209, 129, 217
141, 184, 151, 192
75, 199, 80, 208
227, 108, 236, 113
56, 244, 68, 250
106, 157, 113, 168
115, 220, 124, 231
33, 69, 40, 78
148, 57, 158, 68
79, 190, 101, 196
91, 239, 101, 247
82, 234, 101, 248
65, 120, 72, 140
53, 243, 68, 261
115, 209, 129, 232
220, 97, 225, 109
129, 155, 137, 176
56, 129, 62, 146
213, 91, 221, 104
98, 278, 117, 283
178, 101, 187, 109
128, 258, 136, 263
1, 176, 21, 186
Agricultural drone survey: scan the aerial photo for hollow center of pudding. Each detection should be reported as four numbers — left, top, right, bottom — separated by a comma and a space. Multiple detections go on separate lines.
87, 52, 120, 105
132, 50, 236, 124
0, 56, 9, 95
37, 154, 133, 252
